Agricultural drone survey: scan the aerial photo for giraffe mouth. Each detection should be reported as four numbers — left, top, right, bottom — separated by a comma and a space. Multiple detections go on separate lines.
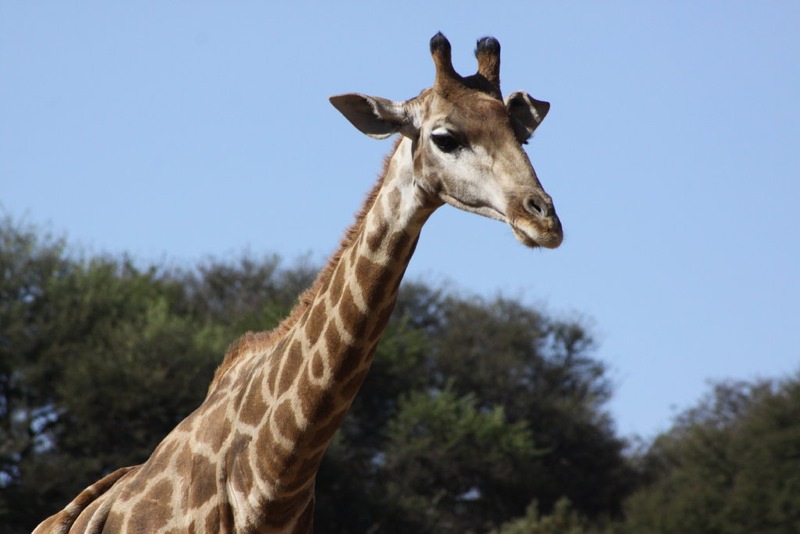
510, 215, 563, 249
440, 192, 562, 249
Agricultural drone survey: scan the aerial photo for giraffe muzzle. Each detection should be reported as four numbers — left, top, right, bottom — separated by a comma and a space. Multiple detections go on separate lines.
511, 195, 562, 249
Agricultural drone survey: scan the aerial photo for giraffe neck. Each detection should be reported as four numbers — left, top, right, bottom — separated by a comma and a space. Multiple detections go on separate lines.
230, 136, 439, 529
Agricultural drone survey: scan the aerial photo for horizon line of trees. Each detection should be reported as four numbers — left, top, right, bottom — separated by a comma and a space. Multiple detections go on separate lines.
2, 215, 799, 533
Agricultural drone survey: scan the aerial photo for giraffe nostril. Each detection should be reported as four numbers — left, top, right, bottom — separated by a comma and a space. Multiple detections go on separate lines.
524, 197, 544, 217
523, 196, 554, 219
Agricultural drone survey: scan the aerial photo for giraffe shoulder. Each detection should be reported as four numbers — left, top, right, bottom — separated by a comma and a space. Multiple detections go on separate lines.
32, 466, 139, 534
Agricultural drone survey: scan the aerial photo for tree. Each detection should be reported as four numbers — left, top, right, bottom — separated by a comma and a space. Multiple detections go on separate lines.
0, 216, 72, 528
0, 218, 629, 533
313, 291, 633, 532
379, 386, 541, 533
0, 218, 233, 531
623, 377, 800, 533
424, 295, 634, 521
492, 498, 611, 534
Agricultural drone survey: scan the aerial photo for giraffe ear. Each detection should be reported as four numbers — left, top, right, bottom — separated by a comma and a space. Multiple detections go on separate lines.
505, 91, 550, 142
330, 94, 412, 140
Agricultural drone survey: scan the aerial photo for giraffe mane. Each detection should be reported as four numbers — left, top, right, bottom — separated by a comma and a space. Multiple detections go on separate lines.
207, 137, 402, 393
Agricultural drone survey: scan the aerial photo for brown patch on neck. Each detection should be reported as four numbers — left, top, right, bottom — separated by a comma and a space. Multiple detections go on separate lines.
208, 137, 404, 391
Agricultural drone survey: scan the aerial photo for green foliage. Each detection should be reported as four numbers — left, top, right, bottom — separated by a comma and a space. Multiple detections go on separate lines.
624, 378, 800, 533
0, 218, 232, 530
492, 498, 608, 534
0, 217, 628, 533
424, 296, 634, 520
378, 386, 540, 532
0, 216, 72, 528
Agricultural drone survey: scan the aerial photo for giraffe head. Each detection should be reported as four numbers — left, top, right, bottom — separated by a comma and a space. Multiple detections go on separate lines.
330, 32, 562, 249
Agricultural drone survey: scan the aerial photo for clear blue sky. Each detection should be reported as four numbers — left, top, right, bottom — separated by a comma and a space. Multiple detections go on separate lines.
2, 2, 799, 440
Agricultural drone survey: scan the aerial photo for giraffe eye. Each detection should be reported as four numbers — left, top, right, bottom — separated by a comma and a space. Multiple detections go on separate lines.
431, 132, 462, 153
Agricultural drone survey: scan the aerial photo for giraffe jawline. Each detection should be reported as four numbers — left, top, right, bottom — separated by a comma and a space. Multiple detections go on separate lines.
440, 193, 508, 224
440, 193, 558, 249
511, 226, 541, 248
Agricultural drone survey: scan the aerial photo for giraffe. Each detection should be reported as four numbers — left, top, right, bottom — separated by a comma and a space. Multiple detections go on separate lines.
34, 32, 562, 533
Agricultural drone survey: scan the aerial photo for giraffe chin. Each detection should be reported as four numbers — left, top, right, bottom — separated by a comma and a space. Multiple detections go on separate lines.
512, 227, 540, 248
511, 223, 563, 249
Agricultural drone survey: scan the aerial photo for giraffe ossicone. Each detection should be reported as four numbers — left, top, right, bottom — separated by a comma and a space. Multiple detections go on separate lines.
34, 32, 562, 533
